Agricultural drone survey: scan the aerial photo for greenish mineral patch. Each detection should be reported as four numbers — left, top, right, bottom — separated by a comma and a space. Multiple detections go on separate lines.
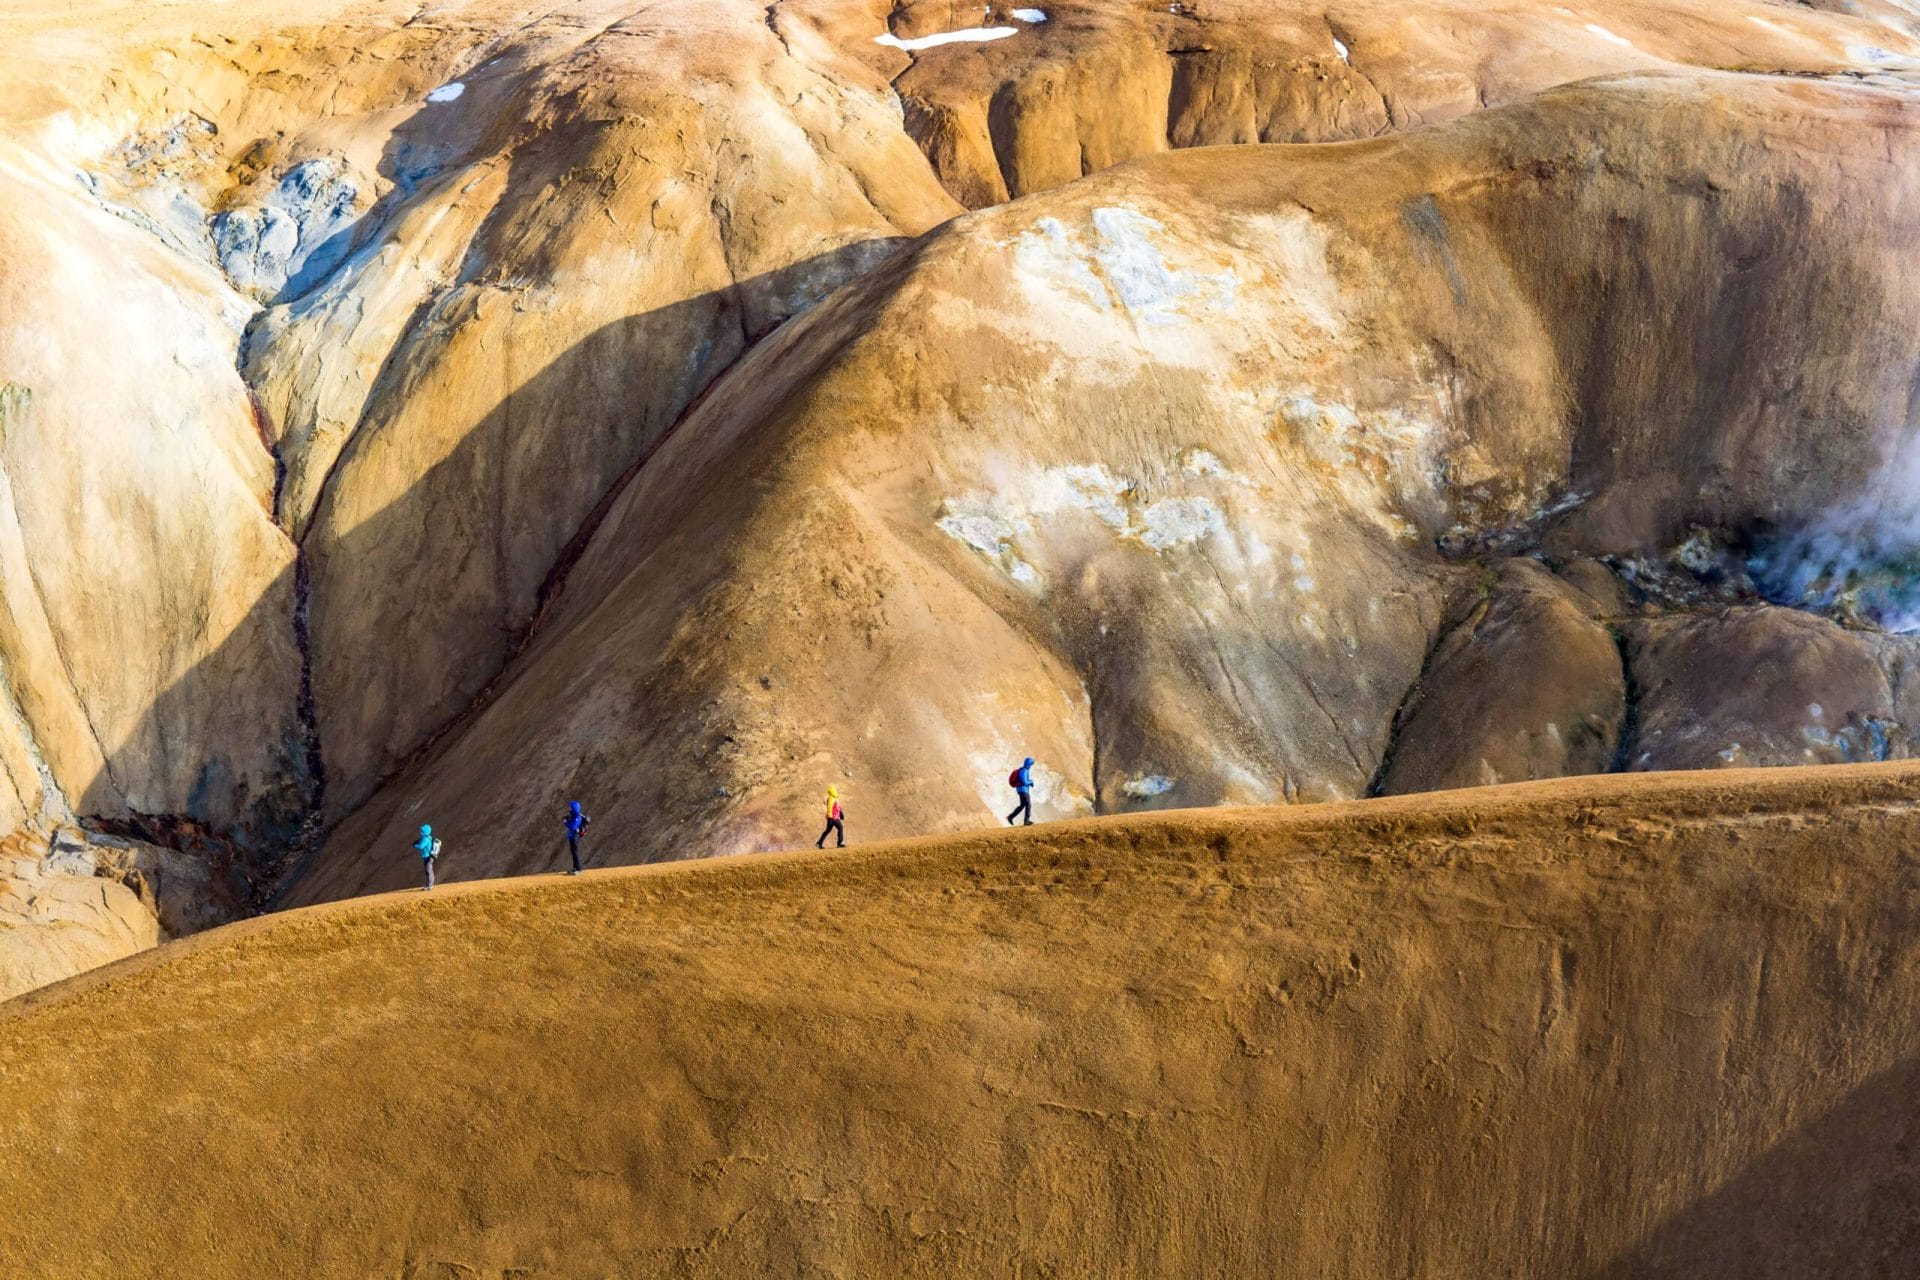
0, 383, 30, 444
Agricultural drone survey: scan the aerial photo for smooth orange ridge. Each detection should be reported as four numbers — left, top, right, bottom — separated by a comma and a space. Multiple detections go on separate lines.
6, 761, 1920, 1277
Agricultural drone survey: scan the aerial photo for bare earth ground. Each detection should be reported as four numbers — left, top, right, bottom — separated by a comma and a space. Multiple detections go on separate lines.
6, 764, 1920, 1276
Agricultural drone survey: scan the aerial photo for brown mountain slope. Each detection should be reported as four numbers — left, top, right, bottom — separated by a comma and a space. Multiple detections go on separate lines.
8, 764, 1920, 1277
293, 69, 1920, 901
19, 0, 1888, 852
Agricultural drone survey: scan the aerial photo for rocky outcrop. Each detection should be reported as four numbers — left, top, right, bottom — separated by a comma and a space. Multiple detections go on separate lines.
212, 158, 362, 301
0, 842, 157, 1003
0, 156, 308, 846
0, 824, 230, 1001
1623, 608, 1916, 771
1377, 560, 1626, 794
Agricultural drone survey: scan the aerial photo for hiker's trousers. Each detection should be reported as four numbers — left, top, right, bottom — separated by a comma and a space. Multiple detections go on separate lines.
1007, 789, 1032, 825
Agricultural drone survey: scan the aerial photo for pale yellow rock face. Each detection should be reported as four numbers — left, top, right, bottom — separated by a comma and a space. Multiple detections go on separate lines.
0, 125, 304, 844
4, 0, 1920, 980
0, 833, 165, 1002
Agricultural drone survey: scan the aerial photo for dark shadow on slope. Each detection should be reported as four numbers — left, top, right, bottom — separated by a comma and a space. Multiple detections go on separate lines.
74, 244, 905, 913
292, 238, 902, 816
1590, 1053, 1920, 1279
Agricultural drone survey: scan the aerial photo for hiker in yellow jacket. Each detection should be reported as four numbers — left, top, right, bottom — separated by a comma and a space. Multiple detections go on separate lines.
815, 786, 846, 849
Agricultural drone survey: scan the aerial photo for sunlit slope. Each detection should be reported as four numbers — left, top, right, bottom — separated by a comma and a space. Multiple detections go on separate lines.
7, 765, 1920, 1277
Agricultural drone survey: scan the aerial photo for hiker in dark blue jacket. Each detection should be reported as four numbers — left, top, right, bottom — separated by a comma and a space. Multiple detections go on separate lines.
564, 800, 591, 874
1006, 757, 1035, 826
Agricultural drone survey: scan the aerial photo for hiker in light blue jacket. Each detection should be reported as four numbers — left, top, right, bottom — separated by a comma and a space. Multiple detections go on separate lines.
414, 824, 440, 890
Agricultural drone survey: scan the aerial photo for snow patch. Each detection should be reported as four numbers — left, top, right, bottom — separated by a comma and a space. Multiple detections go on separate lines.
876, 26, 1018, 51
1332, 36, 1350, 64
1012, 217, 1108, 309
1179, 448, 1227, 480
1583, 23, 1633, 48
1120, 774, 1175, 799
1851, 45, 1920, 69
1041, 463, 1135, 530
425, 82, 466, 103
937, 511, 1018, 558
1011, 8, 1048, 22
